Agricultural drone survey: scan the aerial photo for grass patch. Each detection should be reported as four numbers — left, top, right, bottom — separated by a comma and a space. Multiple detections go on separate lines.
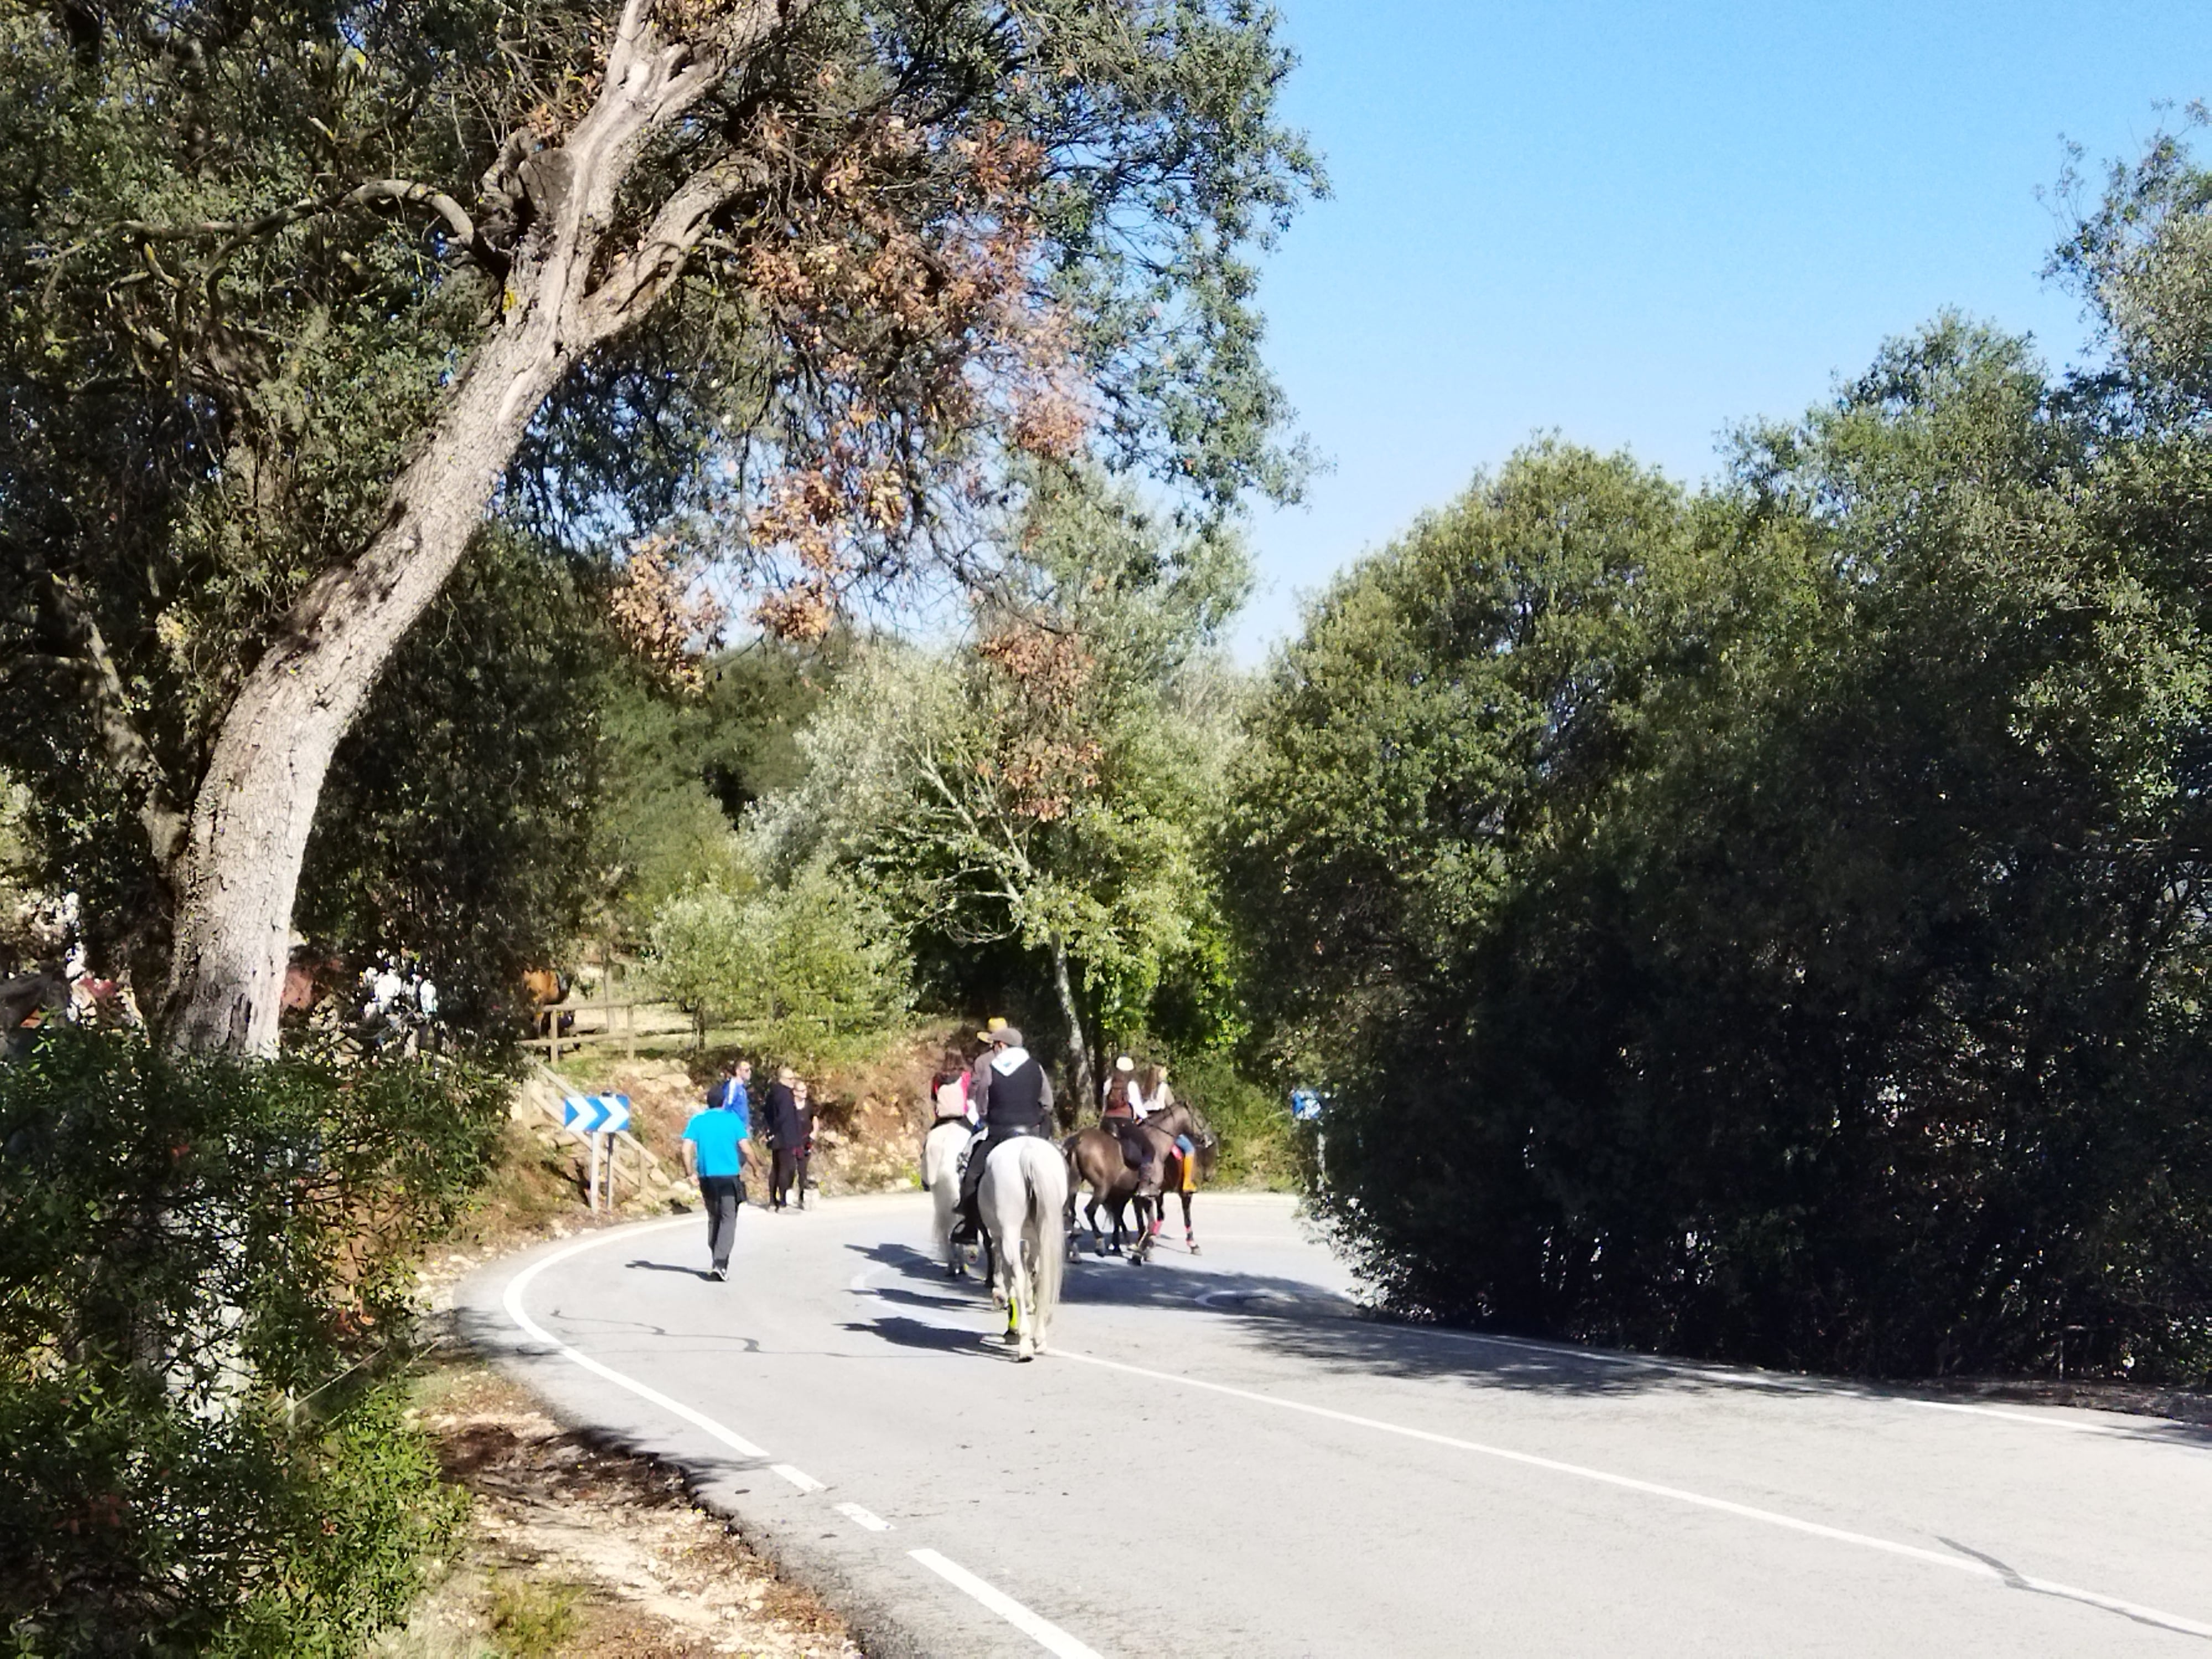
488, 1579, 581, 1657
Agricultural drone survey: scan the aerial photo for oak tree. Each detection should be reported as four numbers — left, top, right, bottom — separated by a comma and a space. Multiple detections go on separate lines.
0, 0, 1317, 1052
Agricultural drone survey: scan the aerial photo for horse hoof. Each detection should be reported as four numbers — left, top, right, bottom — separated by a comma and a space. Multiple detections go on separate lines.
1188, 1244, 1202, 1255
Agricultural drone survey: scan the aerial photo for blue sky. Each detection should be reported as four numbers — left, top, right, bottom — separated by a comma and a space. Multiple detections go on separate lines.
1233, 1, 2212, 657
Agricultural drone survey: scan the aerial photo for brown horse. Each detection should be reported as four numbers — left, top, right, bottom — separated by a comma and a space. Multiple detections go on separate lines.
1125, 1102, 1215, 1259
1062, 1126, 1145, 1256
1157, 1124, 1220, 1254
1065, 1103, 1217, 1261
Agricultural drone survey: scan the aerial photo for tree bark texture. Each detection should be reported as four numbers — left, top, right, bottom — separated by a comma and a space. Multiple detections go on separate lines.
1048, 932, 1094, 1126
161, 0, 804, 1053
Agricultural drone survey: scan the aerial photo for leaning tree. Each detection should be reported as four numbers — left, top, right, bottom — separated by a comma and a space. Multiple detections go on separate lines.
0, 0, 1317, 1051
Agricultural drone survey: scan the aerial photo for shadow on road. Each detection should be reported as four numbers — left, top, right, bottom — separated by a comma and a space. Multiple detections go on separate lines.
839, 1241, 2212, 1448
624, 1258, 718, 1281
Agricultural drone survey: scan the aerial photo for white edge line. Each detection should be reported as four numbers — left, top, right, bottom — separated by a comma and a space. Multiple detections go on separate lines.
837, 1501, 891, 1532
499, 1218, 771, 1460
1053, 1347, 2212, 1641
501, 1225, 1119, 1656
909, 1548, 1105, 1659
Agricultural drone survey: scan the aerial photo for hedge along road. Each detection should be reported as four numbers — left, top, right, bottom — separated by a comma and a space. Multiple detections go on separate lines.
457, 1193, 2212, 1657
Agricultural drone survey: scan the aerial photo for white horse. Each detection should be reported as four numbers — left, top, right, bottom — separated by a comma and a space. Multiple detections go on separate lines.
978, 1134, 1068, 1360
922, 1118, 975, 1277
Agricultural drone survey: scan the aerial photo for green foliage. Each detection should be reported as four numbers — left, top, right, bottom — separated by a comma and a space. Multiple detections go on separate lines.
296, 530, 615, 1029
596, 640, 842, 937
0, 1029, 505, 1652
759, 472, 1251, 1067
1230, 304, 2212, 1378
646, 866, 911, 1068
0, 0, 1320, 994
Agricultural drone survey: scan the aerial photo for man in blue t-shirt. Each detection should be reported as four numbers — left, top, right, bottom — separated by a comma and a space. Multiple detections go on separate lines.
683, 1098, 754, 1280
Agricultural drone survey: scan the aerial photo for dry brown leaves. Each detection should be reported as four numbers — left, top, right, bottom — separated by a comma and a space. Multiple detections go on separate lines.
609, 538, 727, 691
975, 622, 1103, 821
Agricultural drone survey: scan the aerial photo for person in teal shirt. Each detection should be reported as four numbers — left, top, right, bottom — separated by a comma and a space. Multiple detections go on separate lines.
682, 1104, 753, 1280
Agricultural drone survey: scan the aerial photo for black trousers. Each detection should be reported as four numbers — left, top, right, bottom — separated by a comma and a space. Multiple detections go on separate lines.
770, 1145, 798, 1207
698, 1175, 743, 1268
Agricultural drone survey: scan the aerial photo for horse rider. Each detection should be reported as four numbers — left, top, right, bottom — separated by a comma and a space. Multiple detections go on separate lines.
930, 1047, 976, 1126
950, 1024, 1053, 1244
1101, 1053, 1152, 1182
1134, 1061, 1182, 1229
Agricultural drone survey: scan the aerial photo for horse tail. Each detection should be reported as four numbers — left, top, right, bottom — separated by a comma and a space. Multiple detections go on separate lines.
1031, 1141, 1067, 1323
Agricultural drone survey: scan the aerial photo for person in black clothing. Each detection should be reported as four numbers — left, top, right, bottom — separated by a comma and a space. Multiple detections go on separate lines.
763, 1066, 804, 1210
789, 1078, 815, 1209
951, 1025, 1054, 1243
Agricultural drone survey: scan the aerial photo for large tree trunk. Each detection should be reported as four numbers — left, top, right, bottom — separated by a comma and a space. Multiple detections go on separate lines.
161, 0, 802, 1053
1047, 933, 1094, 1126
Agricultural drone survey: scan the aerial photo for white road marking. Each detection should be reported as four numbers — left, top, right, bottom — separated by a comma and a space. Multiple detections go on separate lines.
1055, 1347, 2212, 1641
502, 1222, 1109, 1656
908, 1548, 1105, 1658
500, 1219, 770, 1459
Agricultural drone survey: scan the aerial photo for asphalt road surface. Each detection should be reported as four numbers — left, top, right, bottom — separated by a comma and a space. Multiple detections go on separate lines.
458, 1192, 2212, 1657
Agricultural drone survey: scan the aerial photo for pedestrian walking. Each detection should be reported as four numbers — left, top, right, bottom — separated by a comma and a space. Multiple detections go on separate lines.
681, 1097, 753, 1280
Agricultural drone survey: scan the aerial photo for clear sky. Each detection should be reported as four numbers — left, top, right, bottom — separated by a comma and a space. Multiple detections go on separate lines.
1234, 1, 2212, 658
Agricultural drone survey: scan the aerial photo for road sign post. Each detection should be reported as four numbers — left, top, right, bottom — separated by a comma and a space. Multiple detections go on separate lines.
562, 1095, 632, 1213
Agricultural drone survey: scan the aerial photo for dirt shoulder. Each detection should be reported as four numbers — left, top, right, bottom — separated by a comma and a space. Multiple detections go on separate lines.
377, 1357, 863, 1659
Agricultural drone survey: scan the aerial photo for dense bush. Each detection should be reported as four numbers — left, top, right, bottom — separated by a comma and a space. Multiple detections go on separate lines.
1227, 154, 2212, 1379
0, 1030, 507, 1653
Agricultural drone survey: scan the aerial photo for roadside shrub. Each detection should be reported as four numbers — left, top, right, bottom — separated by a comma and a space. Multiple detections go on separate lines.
1164, 1048, 1297, 1190
647, 864, 912, 1069
0, 1029, 506, 1654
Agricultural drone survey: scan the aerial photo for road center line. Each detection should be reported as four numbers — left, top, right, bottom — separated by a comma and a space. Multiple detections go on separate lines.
771, 1463, 825, 1493
909, 1549, 1105, 1659
1055, 1346, 2212, 1640
837, 1502, 891, 1532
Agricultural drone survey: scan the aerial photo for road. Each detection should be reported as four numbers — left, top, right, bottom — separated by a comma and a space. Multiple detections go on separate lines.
458, 1192, 2212, 1657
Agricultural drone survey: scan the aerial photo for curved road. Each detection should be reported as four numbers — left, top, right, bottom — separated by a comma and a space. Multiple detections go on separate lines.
458, 1193, 2212, 1657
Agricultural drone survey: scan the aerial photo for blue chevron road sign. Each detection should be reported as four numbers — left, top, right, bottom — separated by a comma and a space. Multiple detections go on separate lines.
562, 1094, 631, 1135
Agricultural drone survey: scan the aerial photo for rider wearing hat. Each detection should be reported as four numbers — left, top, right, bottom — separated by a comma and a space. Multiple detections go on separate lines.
951, 1024, 1053, 1244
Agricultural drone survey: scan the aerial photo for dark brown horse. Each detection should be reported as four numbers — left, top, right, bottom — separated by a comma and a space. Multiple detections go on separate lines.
1065, 1103, 1217, 1261
1063, 1126, 1144, 1255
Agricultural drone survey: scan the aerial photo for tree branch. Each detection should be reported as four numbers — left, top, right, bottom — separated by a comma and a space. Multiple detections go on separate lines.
48, 580, 187, 876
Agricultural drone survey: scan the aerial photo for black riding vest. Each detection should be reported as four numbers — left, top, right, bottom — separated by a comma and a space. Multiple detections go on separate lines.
985, 1056, 1048, 1131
